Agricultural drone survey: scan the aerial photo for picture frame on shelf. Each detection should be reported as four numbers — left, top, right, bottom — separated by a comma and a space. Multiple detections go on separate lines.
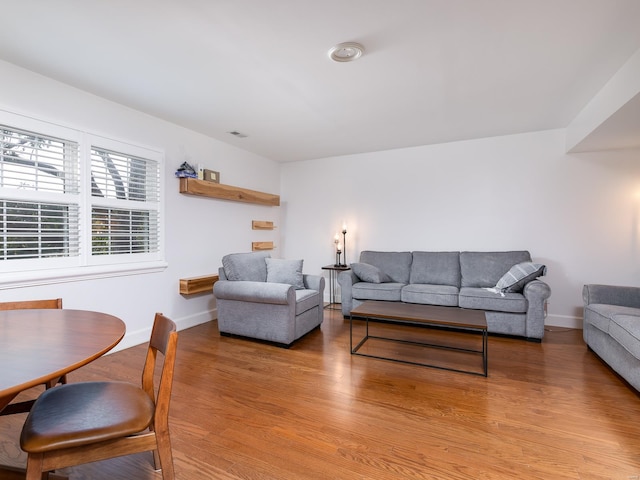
203, 169, 220, 183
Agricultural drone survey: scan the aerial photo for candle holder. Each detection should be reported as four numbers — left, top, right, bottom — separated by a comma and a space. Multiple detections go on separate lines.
341, 227, 347, 267
335, 249, 342, 267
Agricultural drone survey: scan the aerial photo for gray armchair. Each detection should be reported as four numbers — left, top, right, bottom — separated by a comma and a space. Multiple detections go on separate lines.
213, 251, 324, 347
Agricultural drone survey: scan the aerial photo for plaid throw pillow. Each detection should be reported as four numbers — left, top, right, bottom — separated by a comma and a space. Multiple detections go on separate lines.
494, 262, 546, 293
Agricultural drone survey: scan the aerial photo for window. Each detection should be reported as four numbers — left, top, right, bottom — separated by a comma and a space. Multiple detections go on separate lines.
0, 124, 80, 262
0, 110, 164, 284
89, 144, 160, 259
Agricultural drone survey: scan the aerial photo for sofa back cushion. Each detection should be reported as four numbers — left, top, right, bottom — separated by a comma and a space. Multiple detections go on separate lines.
359, 251, 412, 284
410, 251, 461, 287
222, 251, 270, 282
460, 251, 531, 288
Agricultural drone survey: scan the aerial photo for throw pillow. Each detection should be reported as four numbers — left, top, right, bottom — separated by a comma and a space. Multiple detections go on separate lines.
351, 262, 392, 283
494, 262, 547, 293
222, 251, 270, 282
265, 258, 305, 289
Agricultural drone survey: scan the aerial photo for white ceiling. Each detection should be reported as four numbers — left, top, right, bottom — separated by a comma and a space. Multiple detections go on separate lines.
1, 0, 639, 162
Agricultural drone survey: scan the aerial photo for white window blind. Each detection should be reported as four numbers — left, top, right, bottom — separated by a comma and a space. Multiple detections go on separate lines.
0, 125, 80, 260
0, 110, 165, 284
90, 146, 160, 257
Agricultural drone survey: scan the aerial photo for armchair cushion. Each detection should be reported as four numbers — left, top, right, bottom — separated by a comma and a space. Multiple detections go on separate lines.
222, 251, 270, 282
266, 258, 305, 289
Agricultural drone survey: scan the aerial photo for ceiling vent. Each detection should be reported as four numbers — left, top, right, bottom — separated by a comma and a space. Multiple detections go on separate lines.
228, 131, 248, 138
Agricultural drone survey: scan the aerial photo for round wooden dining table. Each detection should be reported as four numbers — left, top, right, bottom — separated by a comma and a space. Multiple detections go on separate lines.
0, 309, 126, 413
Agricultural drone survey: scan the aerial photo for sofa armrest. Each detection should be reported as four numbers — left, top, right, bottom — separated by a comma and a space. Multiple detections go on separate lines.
303, 274, 325, 293
583, 284, 640, 308
338, 270, 359, 315
213, 280, 294, 305
522, 279, 551, 340
523, 279, 551, 302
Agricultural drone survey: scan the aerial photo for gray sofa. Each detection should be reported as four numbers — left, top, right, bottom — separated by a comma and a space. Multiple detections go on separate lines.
338, 250, 551, 341
583, 284, 640, 391
213, 251, 325, 347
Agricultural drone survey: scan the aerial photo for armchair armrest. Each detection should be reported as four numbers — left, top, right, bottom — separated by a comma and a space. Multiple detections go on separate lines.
303, 274, 325, 293
213, 280, 294, 305
583, 284, 640, 308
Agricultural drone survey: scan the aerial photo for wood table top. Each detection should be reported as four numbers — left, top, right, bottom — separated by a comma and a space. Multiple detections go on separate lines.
0, 309, 125, 411
350, 301, 487, 329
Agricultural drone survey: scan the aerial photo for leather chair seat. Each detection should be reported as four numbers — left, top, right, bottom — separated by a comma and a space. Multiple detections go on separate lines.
21, 381, 155, 453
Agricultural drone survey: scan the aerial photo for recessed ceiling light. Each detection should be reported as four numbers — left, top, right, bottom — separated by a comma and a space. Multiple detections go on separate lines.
328, 42, 364, 62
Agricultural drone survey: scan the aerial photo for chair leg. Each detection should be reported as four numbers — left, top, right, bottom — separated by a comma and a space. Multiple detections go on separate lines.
25, 453, 47, 480
155, 433, 175, 480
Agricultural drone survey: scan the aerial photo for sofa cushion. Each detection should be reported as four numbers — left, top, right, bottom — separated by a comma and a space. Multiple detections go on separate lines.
610, 314, 640, 361
459, 287, 527, 313
584, 304, 640, 334
352, 282, 404, 302
359, 251, 412, 284
351, 262, 391, 283
409, 251, 461, 287
266, 258, 305, 289
222, 251, 270, 282
401, 284, 459, 306
494, 262, 546, 293
460, 251, 531, 288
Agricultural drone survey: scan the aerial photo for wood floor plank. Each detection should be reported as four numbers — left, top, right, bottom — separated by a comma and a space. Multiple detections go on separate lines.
2, 310, 640, 479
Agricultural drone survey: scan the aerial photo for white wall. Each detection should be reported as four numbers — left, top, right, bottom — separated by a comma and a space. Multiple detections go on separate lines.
280, 129, 640, 328
0, 60, 282, 349
3, 58, 639, 337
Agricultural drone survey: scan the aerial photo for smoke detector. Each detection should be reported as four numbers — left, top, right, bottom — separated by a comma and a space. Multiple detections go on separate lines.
328, 42, 364, 62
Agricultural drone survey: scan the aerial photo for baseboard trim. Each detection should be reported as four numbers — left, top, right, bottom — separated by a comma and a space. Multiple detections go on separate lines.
111, 308, 217, 353
545, 314, 582, 329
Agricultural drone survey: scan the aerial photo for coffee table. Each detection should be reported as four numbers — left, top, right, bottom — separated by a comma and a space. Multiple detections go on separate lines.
350, 301, 488, 376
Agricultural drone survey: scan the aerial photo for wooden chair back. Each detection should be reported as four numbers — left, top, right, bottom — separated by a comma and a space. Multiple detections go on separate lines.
21, 312, 178, 480
0, 298, 64, 416
0, 298, 62, 311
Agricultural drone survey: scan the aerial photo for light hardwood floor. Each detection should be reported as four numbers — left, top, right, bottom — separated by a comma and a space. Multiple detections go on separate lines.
1, 308, 640, 479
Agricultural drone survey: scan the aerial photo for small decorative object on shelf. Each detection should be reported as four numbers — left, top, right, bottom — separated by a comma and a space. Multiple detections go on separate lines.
203, 169, 220, 183
175, 161, 197, 178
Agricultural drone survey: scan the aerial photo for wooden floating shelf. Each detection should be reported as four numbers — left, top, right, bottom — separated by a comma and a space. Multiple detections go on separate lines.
179, 178, 280, 206
252, 220, 275, 230
252, 241, 275, 251
179, 274, 219, 295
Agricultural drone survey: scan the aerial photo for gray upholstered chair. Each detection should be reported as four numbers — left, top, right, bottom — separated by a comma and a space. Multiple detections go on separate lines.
213, 251, 324, 347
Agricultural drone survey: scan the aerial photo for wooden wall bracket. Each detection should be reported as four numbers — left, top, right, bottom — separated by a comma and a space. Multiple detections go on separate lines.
252, 241, 275, 251
179, 274, 219, 295
252, 220, 275, 230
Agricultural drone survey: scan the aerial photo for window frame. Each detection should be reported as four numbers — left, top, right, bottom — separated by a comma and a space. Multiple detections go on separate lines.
0, 109, 166, 289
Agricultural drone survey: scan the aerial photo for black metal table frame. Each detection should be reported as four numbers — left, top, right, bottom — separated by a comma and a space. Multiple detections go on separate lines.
321, 265, 350, 310
350, 314, 488, 377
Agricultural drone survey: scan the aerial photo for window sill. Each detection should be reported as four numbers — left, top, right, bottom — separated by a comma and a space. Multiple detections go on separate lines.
0, 261, 168, 289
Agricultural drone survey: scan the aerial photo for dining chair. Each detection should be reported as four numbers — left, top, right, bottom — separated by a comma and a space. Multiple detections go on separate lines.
20, 312, 178, 480
0, 298, 65, 416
